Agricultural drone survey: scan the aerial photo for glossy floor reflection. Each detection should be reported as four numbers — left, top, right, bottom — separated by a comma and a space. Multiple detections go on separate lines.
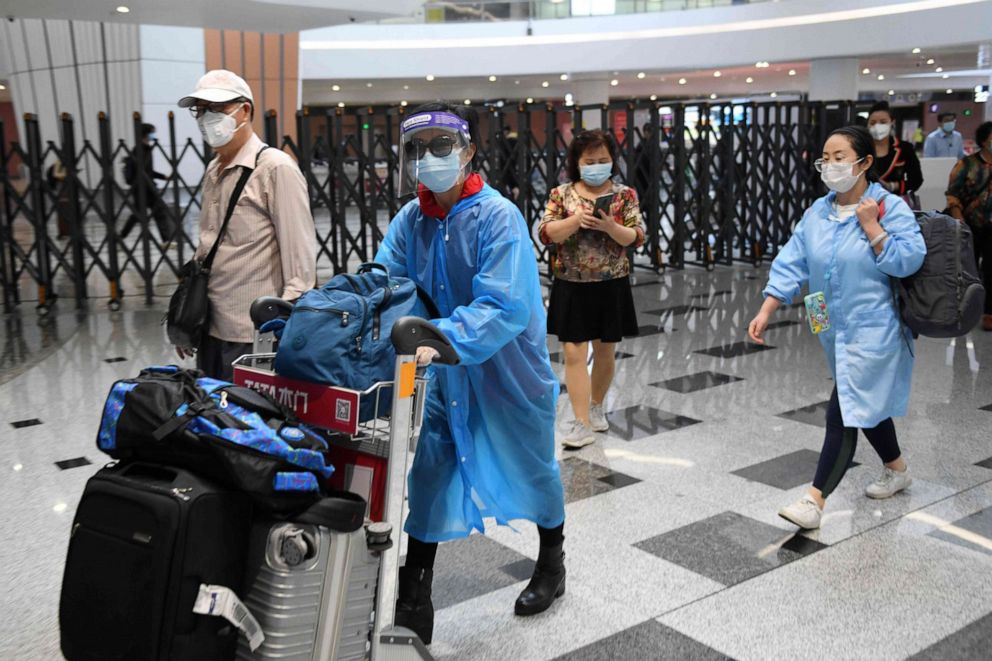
2, 264, 992, 660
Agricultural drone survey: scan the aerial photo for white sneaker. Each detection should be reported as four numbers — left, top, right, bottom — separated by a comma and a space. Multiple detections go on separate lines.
588, 404, 609, 432
561, 420, 596, 449
778, 494, 823, 530
865, 466, 912, 499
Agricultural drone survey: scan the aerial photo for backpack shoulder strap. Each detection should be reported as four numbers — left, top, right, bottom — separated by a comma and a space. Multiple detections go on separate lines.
202, 145, 269, 270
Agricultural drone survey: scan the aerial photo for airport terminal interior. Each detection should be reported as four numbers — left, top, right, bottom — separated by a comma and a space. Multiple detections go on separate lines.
2, 1, 992, 660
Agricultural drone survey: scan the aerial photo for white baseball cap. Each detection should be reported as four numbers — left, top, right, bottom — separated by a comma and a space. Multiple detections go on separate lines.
178, 69, 254, 108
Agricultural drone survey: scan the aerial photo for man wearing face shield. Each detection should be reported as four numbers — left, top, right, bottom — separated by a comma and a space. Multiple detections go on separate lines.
374, 103, 567, 644
174, 70, 315, 381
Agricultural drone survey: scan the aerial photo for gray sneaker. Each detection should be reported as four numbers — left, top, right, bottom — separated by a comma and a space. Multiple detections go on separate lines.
588, 404, 609, 432
561, 420, 596, 449
778, 494, 823, 530
865, 466, 912, 499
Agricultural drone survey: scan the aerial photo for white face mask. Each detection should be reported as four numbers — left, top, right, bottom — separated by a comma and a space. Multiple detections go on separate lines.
820, 158, 865, 193
197, 107, 245, 148
869, 123, 891, 141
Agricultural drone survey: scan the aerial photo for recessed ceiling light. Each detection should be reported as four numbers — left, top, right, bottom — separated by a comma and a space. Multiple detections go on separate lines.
935, 66, 943, 73
403, 84, 409, 90
756, 61, 769, 68
926, 58, 935, 65
115, 5, 130, 13
464, 99, 471, 105
400, 100, 408, 106
426, 74, 435, 81
610, 79, 619, 86
526, 97, 534, 103
488, 75, 497, 82
746, 77, 754, 83
0, 84, 6, 91
559, 74, 568, 81
366, 83, 373, 88
770, 92, 778, 98
788, 69, 797, 76
678, 78, 687, 85
637, 72, 646, 79
888, 89, 895, 95
877, 74, 885, 80
542, 81, 550, 88
946, 88, 953, 94
650, 94, 658, 101
912, 47, 921, 54
862, 68, 871, 74
942, 74, 950, 79
713, 71, 722, 78
337, 102, 345, 107
331, 84, 340, 91
710, 93, 717, 99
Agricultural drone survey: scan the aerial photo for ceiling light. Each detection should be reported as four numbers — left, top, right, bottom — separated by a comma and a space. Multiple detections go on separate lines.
560, 74, 568, 81
542, 81, 550, 88
926, 58, 935, 65
713, 71, 722, 78
756, 61, 769, 68
426, 74, 435, 81
946, 88, 953, 94
877, 74, 885, 80
514, 80, 520, 85
678, 78, 687, 85
366, 83, 373, 88
610, 79, 619, 86
400, 100, 408, 106
331, 84, 340, 91
788, 69, 796, 76
888, 89, 895, 95
912, 47, 921, 54
935, 66, 943, 72
650, 94, 658, 101
862, 68, 870, 74
746, 77, 754, 83
115, 5, 130, 13
403, 84, 409, 90
464, 99, 471, 105
0, 84, 6, 91
770, 92, 778, 98
942, 74, 950, 79
637, 72, 646, 79
488, 75, 497, 82
526, 97, 534, 103
710, 93, 717, 99
337, 102, 345, 107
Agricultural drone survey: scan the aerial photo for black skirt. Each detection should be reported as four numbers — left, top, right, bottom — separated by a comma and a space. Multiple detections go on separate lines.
547, 276, 639, 343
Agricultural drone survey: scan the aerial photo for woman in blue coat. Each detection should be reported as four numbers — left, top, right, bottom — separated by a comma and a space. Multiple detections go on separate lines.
374, 103, 567, 644
748, 126, 926, 530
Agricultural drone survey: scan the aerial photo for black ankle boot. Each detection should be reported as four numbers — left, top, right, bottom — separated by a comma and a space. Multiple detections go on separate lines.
395, 566, 434, 644
514, 543, 565, 616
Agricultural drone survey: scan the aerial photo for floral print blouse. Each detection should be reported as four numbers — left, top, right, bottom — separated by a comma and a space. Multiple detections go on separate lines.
539, 182, 646, 282
946, 152, 992, 229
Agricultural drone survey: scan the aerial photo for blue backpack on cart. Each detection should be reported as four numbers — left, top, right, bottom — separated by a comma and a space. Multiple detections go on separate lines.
272, 263, 438, 420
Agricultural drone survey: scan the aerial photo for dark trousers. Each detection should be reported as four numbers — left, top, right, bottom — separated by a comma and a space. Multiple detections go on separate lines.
973, 223, 992, 314
196, 335, 252, 382
812, 388, 902, 498
121, 187, 174, 240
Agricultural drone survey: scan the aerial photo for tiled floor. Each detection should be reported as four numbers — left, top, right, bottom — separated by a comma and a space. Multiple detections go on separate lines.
3, 264, 992, 661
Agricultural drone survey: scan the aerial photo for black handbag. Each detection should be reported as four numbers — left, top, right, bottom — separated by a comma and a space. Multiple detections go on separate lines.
166, 146, 267, 348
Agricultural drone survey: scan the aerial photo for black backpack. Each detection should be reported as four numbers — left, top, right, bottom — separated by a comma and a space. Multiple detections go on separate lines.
893, 210, 985, 338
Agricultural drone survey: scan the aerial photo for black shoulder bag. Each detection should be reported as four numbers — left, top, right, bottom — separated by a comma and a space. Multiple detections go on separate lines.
166, 146, 268, 348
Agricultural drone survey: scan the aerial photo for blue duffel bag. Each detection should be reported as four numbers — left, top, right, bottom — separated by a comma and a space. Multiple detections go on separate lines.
272, 263, 438, 419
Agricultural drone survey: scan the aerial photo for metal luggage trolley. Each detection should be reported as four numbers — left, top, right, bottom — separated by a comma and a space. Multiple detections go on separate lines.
231, 304, 457, 661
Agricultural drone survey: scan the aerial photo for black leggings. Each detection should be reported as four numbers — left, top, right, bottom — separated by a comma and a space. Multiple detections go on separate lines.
973, 223, 992, 314
812, 388, 902, 498
406, 523, 565, 571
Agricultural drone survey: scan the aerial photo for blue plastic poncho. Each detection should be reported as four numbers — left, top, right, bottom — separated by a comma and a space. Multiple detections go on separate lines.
375, 183, 565, 542
763, 182, 927, 428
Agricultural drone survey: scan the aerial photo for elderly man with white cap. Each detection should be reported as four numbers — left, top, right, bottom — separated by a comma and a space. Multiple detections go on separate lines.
175, 69, 315, 381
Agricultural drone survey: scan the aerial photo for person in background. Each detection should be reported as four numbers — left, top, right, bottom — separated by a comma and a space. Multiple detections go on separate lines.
946, 121, 992, 331
121, 123, 173, 242
924, 112, 966, 159
749, 125, 926, 530
867, 101, 923, 208
174, 70, 316, 381
539, 129, 645, 449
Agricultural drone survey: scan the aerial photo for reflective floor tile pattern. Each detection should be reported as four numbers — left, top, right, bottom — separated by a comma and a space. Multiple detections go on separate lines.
3, 264, 992, 660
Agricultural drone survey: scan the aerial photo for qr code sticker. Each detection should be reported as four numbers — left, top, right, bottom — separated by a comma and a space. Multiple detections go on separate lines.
335, 399, 352, 422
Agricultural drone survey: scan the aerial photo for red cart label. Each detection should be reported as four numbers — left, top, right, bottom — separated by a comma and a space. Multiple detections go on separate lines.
233, 364, 361, 435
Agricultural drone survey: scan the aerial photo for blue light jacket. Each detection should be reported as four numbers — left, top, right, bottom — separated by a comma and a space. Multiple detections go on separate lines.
375, 184, 565, 542
763, 183, 927, 428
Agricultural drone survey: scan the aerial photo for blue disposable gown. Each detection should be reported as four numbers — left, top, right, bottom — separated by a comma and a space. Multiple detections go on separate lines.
375, 184, 565, 542
763, 183, 927, 429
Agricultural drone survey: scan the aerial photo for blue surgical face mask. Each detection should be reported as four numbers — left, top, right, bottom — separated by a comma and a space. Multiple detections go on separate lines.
580, 162, 612, 187
410, 150, 464, 193
943, 121, 956, 133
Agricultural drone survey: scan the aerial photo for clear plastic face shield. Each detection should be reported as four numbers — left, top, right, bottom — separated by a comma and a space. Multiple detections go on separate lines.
398, 112, 473, 197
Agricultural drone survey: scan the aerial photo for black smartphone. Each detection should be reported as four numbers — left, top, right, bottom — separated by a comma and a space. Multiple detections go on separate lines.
593, 193, 615, 217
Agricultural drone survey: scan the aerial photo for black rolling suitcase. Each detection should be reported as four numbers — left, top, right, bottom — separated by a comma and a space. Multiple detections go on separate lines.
59, 462, 255, 661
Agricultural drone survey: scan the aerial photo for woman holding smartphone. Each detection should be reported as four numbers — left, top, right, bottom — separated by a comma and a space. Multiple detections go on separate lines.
539, 129, 645, 449
748, 126, 926, 530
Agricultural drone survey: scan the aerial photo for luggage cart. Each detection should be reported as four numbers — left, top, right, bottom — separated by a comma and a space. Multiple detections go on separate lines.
231, 316, 457, 661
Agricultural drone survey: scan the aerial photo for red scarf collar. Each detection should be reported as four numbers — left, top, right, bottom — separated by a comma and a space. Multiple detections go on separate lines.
418, 173, 484, 220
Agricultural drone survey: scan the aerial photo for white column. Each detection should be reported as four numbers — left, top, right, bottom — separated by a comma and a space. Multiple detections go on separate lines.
808, 57, 859, 102
572, 78, 611, 130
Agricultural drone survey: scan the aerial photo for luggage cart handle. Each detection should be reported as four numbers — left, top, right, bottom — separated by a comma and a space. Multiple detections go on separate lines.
390, 317, 459, 365
249, 296, 294, 331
